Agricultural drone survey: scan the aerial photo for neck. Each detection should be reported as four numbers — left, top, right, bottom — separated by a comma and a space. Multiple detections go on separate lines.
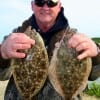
36, 21, 55, 33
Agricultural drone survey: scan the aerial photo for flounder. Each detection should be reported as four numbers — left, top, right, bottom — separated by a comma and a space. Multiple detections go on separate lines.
10, 26, 49, 99
48, 27, 92, 100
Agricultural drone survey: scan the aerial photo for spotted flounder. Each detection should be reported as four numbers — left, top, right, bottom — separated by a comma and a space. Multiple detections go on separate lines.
10, 26, 49, 99
48, 27, 92, 100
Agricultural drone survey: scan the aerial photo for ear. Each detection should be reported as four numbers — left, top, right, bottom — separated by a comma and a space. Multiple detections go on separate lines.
31, 1, 34, 11
57, 2, 62, 13
58, 2, 62, 8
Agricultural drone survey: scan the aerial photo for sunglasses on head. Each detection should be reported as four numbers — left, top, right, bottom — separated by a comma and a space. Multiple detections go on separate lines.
34, 0, 59, 7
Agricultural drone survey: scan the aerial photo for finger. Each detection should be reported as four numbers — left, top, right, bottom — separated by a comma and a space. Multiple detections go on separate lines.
12, 33, 35, 45
68, 34, 88, 48
77, 50, 89, 60
10, 52, 26, 58
16, 37, 35, 45
1, 51, 26, 59
69, 41, 79, 48
76, 42, 88, 52
68, 34, 80, 48
12, 43, 32, 50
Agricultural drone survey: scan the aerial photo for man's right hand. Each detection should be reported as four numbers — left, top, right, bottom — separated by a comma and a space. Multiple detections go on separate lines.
0, 33, 35, 59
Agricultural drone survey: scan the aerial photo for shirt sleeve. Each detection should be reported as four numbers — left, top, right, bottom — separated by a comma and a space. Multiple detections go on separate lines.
0, 35, 12, 81
89, 43, 100, 81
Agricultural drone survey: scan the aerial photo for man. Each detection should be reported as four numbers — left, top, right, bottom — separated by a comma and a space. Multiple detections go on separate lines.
0, 0, 100, 100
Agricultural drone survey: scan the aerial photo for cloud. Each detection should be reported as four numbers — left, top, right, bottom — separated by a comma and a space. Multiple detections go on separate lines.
62, 0, 100, 37
0, 0, 31, 11
0, 0, 32, 19
0, 0, 32, 43
0, 0, 100, 43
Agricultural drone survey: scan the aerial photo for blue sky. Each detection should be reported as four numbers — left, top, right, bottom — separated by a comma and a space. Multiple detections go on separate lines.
0, 0, 100, 43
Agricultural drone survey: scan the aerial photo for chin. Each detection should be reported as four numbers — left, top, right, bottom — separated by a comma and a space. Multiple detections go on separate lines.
40, 18, 52, 23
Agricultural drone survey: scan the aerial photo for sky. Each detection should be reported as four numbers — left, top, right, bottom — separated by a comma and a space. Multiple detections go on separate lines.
0, 0, 100, 43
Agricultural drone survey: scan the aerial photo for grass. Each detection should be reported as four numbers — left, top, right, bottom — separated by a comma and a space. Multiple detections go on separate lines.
84, 82, 100, 97
92, 37, 100, 43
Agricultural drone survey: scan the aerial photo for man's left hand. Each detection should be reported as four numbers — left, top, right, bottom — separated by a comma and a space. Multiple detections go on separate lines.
68, 33, 98, 60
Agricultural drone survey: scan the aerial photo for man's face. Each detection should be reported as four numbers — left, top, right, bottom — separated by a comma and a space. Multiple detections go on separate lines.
31, 0, 61, 24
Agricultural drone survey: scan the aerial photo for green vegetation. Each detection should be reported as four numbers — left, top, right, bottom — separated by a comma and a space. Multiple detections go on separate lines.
84, 37, 100, 98
92, 37, 100, 43
84, 82, 100, 97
